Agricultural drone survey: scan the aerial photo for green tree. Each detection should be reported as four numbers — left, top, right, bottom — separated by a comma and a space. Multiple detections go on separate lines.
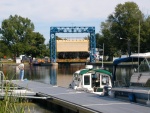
1, 15, 49, 58
1, 15, 34, 57
141, 16, 150, 52
100, 2, 144, 56
0, 40, 11, 58
99, 21, 120, 58
26, 32, 47, 58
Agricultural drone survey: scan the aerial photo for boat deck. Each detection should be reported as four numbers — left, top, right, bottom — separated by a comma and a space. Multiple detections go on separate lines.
2, 80, 150, 113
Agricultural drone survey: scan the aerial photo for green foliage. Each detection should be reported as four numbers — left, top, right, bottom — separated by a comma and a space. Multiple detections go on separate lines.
0, 81, 30, 113
140, 16, 150, 52
25, 32, 47, 58
0, 40, 11, 58
0, 15, 49, 58
1, 15, 34, 57
1, 2, 150, 60
99, 2, 150, 57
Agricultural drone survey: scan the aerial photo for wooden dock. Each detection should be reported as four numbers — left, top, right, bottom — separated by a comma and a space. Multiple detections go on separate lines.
1, 80, 150, 113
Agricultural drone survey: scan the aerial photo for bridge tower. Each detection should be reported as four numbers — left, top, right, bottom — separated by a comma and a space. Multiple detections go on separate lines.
49, 26, 96, 63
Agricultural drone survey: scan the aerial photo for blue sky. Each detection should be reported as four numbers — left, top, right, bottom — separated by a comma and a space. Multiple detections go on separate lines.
0, 0, 150, 43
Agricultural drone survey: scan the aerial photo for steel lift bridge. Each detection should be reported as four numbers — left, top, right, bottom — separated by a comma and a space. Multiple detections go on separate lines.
49, 26, 96, 63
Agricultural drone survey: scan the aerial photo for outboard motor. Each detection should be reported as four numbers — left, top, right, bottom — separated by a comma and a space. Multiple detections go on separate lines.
69, 80, 79, 89
103, 86, 111, 96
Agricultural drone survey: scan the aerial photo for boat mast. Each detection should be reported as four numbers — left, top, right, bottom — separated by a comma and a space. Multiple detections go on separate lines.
138, 20, 140, 73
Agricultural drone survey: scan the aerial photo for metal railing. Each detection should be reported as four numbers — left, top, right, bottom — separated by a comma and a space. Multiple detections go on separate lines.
0, 71, 4, 93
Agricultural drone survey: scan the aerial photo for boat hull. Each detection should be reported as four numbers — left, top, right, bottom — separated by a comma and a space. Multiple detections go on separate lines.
111, 87, 150, 104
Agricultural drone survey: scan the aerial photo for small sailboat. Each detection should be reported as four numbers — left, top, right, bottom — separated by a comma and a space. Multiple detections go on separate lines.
69, 65, 112, 95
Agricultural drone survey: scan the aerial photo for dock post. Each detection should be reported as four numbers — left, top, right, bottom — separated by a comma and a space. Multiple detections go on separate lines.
0, 71, 4, 93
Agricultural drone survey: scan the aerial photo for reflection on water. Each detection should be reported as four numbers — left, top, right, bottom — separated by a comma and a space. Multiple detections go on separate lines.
0, 63, 134, 87
0, 63, 87, 87
23, 103, 52, 113
50, 66, 57, 85
0, 64, 134, 87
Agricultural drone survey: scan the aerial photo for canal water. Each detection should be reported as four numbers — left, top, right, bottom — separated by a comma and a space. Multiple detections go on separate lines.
0, 63, 134, 112
1, 63, 89, 87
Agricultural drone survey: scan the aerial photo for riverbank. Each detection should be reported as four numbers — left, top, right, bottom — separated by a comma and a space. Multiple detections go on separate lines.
0, 60, 137, 68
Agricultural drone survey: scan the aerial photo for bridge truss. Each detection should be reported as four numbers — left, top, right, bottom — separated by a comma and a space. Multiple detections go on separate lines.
49, 26, 96, 63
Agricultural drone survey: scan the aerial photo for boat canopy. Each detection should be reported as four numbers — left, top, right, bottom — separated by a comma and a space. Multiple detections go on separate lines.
112, 53, 150, 86
79, 69, 112, 76
113, 52, 150, 66
113, 57, 144, 66
79, 69, 90, 75
113, 57, 132, 66
93, 69, 112, 76
112, 53, 150, 87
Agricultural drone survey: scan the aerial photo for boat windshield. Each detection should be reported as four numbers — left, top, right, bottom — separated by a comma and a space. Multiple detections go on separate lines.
73, 73, 79, 80
136, 58, 150, 72
73, 73, 82, 81
147, 58, 150, 65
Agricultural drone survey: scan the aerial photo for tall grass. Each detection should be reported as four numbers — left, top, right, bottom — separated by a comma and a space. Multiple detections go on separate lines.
0, 78, 31, 113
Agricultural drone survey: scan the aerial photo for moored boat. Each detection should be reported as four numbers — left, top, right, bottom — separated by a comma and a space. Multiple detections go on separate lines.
111, 52, 150, 105
69, 65, 112, 95
32, 62, 42, 66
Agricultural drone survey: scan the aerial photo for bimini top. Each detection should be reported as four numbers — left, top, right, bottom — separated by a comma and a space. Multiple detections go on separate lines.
131, 52, 150, 58
78, 68, 112, 76
113, 57, 132, 66
113, 52, 150, 66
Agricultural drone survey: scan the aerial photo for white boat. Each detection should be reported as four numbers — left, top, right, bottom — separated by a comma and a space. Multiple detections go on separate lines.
111, 52, 150, 105
69, 65, 112, 95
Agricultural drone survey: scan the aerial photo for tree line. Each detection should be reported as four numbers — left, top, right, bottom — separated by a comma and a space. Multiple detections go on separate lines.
96, 2, 150, 59
0, 2, 150, 60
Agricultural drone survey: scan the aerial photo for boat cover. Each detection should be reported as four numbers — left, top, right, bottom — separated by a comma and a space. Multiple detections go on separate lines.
113, 57, 144, 66
112, 56, 144, 84
79, 69, 112, 76
113, 57, 131, 65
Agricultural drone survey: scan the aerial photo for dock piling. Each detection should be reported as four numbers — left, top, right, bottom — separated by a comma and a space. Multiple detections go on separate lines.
0, 71, 4, 93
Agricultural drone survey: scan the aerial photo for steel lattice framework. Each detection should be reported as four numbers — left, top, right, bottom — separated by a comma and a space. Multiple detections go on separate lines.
50, 26, 96, 63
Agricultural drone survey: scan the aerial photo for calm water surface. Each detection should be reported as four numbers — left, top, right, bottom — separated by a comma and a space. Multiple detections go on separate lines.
1, 63, 88, 87
1, 63, 114, 87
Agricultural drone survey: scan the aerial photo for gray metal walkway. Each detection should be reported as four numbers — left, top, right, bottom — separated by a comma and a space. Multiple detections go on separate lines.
8, 80, 150, 113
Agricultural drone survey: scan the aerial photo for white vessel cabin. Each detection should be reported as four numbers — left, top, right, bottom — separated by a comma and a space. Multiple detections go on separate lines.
69, 65, 112, 95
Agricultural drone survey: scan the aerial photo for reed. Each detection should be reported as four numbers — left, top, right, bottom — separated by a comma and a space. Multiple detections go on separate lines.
0, 76, 31, 113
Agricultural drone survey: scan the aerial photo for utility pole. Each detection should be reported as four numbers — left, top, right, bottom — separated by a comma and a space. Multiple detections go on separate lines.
102, 43, 104, 68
